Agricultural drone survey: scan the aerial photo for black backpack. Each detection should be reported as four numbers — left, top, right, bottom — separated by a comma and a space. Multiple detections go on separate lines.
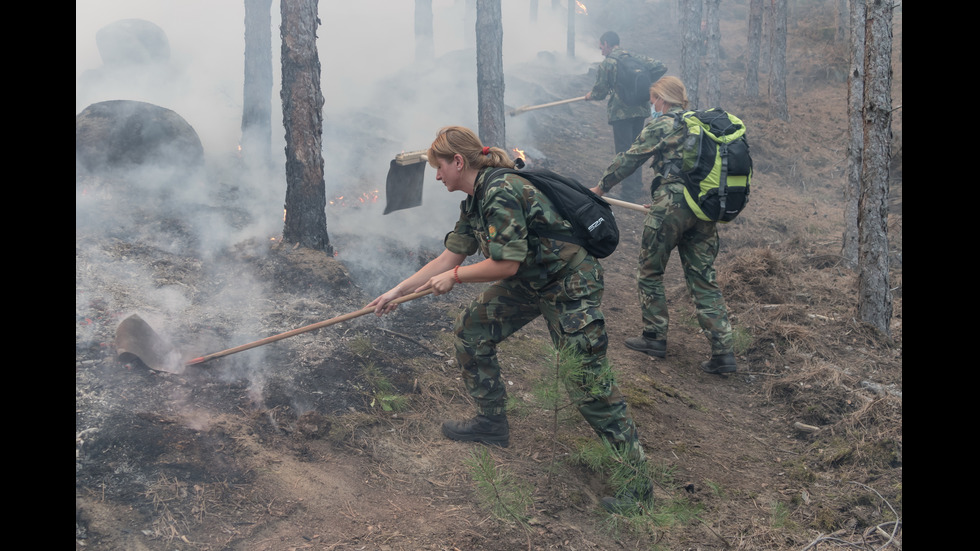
486, 167, 619, 258
615, 53, 666, 107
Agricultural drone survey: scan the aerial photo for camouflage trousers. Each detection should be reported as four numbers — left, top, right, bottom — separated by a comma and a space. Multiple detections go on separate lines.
638, 183, 734, 355
454, 256, 644, 460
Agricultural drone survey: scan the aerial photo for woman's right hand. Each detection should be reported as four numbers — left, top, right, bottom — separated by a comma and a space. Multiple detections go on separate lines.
369, 288, 404, 316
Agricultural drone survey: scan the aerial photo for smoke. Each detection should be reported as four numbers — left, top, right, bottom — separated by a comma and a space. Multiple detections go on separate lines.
76, 0, 602, 406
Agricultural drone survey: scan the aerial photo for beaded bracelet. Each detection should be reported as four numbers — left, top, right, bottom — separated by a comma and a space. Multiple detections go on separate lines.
454, 265, 462, 284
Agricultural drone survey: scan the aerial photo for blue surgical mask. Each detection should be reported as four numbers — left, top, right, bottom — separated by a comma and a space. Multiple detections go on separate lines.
650, 104, 662, 120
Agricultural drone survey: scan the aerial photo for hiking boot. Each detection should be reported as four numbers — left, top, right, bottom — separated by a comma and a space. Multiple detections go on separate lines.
701, 352, 737, 375
601, 481, 653, 514
441, 414, 510, 447
624, 335, 667, 358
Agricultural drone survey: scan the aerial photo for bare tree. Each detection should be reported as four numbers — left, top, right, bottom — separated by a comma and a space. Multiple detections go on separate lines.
566, 0, 575, 58
280, 0, 331, 253
745, 0, 763, 97
415, 0, 434, 63
768, 0, 788, 120
835, 0, 849, 44
680, 0, 702, 108
242, 0, 273, 170
704, 0, 721, 107
842, 0, 865, 268
857, 0, 893, 336
476, 0, 505, 148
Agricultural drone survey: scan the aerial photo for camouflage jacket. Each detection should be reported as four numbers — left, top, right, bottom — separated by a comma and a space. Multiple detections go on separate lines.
444, 168, 588, 289
598, 106, 687, 193
589, 47, 667, 123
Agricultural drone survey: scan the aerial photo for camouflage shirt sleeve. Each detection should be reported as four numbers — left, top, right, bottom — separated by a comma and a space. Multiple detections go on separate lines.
589, 55, 616, 102
598, 107, 686, 192
444, 203, 480, 256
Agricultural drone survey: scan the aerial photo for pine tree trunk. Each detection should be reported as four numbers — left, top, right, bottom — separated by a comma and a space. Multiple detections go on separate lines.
836, 0, 849, 44
476, 0, 505, 148
842, 0, 865, 269
858, 0, 893, 336
242, 0, 273, 170
704, 0, 721, 107
680, 0, 702, 108
280, 0, 331, 253
566, 0, 575, 58
746, 0, 763, 97
768, 0, 788, 120
415, 0, 434, 64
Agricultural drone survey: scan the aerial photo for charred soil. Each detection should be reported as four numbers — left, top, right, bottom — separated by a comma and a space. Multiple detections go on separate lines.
77, 4, 901, 550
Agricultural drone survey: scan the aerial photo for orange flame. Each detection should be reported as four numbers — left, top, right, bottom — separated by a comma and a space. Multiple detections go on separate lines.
576, 1, 587, 15
328, 190, 380, 208
512, 147, 526, 162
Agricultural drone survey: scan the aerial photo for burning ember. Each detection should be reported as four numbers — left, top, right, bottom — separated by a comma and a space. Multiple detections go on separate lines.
328, 190, 380, 208
576, 1, 587, 15
512, 147, 526, 163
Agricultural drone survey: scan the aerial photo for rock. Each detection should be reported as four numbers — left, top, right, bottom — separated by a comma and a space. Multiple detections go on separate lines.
75, 99, 204, 177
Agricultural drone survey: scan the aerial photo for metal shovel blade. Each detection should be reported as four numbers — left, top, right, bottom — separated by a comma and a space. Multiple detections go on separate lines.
115, 314, 184, 373
383, 156, 427, 214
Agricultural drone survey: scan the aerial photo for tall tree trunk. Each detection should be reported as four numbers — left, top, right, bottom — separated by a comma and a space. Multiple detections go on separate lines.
858, 0, 893, 336
566, 0, 575, 58
842, 0, 865, 268
415, 0, 434, 64
242, 0, 273, 171
280, 0, 331, 253
704, 0, 721, 107
530, 0, 538, 23
768, 0, 788, 120
680, 0, 702, 108
476, 0, 505, 148
746, 0, 763, 97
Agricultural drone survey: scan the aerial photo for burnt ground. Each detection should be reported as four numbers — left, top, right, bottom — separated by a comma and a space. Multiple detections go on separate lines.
76, 4, 902, 550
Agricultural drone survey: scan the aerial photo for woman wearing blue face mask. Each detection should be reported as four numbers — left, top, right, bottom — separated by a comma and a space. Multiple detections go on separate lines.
590, 76, 738, 376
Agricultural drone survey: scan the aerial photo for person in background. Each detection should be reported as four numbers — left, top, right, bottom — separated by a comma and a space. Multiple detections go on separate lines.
591, 76, 738, 375
370, 125, 654, 511
585, 31, 667, 204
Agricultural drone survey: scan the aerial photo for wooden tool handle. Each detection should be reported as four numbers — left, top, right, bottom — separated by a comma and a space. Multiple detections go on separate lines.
603, 197, 649, 213
509, 96, 587, 116
186, 289, 435, 366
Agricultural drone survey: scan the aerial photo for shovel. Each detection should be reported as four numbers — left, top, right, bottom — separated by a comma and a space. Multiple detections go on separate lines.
383, 149, 649, 216
114, 289, 434, 373
508, 95, 587, 117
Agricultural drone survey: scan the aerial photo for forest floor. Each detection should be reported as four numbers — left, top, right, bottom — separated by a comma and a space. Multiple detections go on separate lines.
76, 3, 902, 550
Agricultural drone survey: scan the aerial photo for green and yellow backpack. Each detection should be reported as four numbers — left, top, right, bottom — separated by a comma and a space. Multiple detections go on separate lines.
667, 108, 753, 222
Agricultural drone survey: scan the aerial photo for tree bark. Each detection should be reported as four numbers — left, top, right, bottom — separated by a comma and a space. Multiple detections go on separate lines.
242, 0, 273, 170
857, 0, 893, 336
768, 0, 788, 120
842, 0, 865, 268
476, 0, 505, 148
415, 0, 434, 64
746, 0, 763, 97
280, 0, 331, 253
704, 0, 721, 107
680, 0, 702, 108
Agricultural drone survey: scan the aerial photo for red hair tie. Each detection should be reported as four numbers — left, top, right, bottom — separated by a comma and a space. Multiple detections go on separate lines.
481, 146, 490, 155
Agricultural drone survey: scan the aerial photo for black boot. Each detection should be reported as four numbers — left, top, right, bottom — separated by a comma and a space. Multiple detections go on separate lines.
441, 414, 510, 447
624, 335, 667, 358
701, 352, 737, 374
